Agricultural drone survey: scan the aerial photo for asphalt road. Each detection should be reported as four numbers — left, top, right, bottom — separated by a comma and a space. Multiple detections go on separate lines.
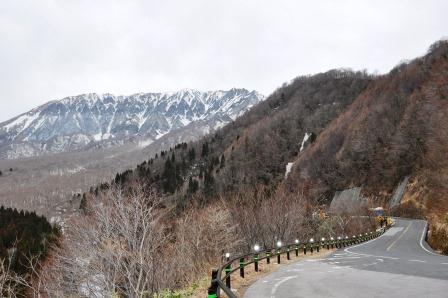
245, 218, 448, 298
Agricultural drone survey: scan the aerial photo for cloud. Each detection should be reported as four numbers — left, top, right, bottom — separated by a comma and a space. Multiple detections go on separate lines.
0, 0, 447, 121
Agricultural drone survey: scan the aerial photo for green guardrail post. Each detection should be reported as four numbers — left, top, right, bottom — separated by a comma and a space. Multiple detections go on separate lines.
303, 243, 307, 255
207, 269, 219, 298
287, 247, 291, 260
295, 244, 299, 257
277, 249, 281, 264
239, 258, 245, 278
266, 251, 271, 264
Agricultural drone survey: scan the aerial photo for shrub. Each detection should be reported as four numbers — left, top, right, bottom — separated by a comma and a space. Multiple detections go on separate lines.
429, 221, 448, 254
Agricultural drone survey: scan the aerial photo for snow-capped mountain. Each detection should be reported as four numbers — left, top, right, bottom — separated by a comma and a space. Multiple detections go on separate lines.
0, 88, 264, 159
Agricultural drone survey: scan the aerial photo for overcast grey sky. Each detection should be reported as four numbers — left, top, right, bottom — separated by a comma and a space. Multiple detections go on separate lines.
0, 0, 447, 122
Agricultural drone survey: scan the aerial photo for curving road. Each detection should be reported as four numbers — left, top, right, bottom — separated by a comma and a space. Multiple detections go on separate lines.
245, 218, 448, 298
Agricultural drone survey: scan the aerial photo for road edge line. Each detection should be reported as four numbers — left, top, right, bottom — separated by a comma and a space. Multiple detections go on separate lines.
419, 221, 441, 257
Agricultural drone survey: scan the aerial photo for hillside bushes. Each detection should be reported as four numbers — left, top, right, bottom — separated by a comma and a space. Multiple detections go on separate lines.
41, 187, 238, 297
41, 183, 378, 296
428, 214, 448, 254
0, 206, 59, 297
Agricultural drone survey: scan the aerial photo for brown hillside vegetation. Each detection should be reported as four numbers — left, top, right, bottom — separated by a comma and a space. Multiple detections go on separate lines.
287, 40, 448, 252
62, 40, 448, 296
103, 69, 373, 207
88, 41, 448, 253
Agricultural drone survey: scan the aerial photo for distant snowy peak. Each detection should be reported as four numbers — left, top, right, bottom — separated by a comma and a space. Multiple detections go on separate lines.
0, 88, 264, 159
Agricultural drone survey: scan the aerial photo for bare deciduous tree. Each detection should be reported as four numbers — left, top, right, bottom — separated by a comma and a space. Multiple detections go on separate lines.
0, 255, 30, 298
40, 186, 168, 297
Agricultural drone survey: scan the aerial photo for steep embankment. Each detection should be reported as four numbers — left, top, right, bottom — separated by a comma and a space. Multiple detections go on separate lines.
287, 40, 448, 252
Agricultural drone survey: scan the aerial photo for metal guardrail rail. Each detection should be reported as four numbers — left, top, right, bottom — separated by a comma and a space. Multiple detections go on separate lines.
207, 227, 387, 298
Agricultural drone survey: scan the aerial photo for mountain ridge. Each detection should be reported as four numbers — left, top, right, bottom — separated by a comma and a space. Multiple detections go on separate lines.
0, 88, 263, 159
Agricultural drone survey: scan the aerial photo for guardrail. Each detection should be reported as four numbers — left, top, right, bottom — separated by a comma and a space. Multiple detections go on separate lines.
207, 227, 387, 298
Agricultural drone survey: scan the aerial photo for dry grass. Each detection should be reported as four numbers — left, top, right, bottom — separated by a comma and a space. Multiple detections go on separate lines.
428, 213, 448, 254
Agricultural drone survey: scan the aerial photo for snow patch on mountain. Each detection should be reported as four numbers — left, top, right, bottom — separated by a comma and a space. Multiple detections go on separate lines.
0, 89, 264, 159
285, 162, 294, 178
300, 132, 312, 151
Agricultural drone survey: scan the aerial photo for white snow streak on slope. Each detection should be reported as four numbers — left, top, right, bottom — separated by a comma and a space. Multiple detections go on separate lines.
138, 139, 153, 148
4, 112, 40, 133
285, 162, 294, 178
285, 132, 312, 179
92, 133, 103, 141
300, 132, 312, 151
155, 130, 166, 140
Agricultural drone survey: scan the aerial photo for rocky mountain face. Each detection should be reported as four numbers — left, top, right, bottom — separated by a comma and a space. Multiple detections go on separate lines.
0, 88, 263, 159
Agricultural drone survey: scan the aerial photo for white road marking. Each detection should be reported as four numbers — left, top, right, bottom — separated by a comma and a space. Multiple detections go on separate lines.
270, 276, 297, 298
345, 250, 400, 260
306, 259, 326, 262
419, 222, 441, 256
327, 256, 362, 260
387, 222, 412, 251
328, 259, 359, 263
442, 263, 448, 265
408, 259, 426, 263
383, 227, 404, 236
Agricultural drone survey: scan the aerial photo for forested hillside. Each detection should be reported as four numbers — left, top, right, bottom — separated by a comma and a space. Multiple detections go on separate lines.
0, 206, 59, 296
286, 40, 448, 252
59, 40, 448, 297
89, 68, 373, 209
87, 40, 448, 253
69, 65, 375, 296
